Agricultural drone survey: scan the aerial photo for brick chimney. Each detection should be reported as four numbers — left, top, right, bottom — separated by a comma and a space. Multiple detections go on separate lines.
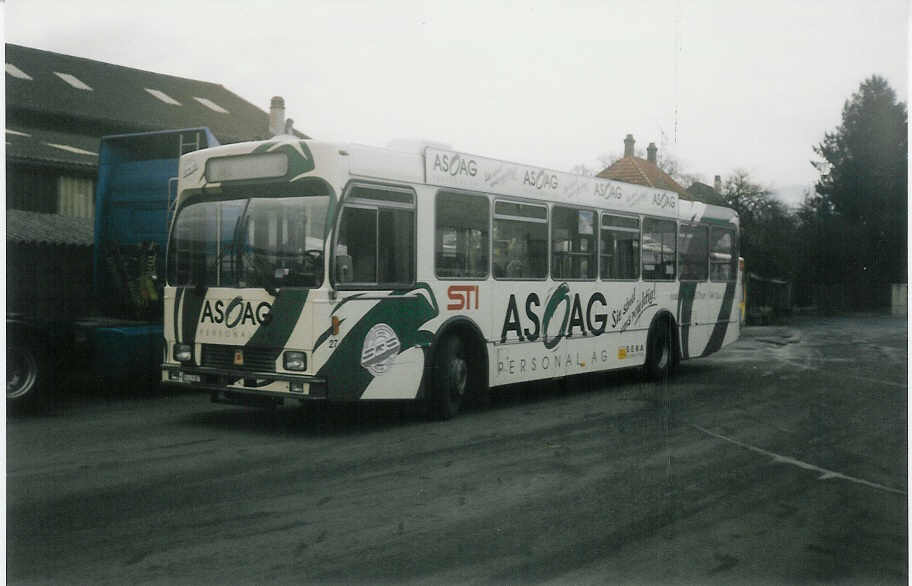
623, 134, 635, 157
269, 96, 286, 137
647, 142, 657, 164
713, 174, 722, 193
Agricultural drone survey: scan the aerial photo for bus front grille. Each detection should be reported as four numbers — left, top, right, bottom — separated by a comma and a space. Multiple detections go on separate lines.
201, 344, 277, 372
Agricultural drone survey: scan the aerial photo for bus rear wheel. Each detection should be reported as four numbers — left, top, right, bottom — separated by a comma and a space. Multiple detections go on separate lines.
645, 318, 675, 381
431, 335, 468, 420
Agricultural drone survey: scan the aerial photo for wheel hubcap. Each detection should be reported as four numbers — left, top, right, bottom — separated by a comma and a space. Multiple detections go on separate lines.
657, 342, 669, 370
7, 348, 37, 400
451, 358, 467, 397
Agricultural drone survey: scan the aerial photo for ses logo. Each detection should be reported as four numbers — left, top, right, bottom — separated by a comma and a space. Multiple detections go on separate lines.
200, 297, 272, 328
361, 323, 401, 376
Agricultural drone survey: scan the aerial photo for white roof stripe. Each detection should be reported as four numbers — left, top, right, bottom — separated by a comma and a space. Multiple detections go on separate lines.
54, 72, 93, 91
6, 63, 33, 80
145, 88, 182, 105
193, 96, 229, 114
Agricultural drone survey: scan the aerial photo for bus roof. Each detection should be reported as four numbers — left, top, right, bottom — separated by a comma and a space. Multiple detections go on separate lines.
180, 137, 737, 223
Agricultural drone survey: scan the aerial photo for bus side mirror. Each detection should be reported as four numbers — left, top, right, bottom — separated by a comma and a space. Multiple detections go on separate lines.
336, 255, 352, 283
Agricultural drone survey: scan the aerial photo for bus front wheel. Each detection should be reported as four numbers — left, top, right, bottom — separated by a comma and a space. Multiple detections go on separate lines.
431, 335, 468, 420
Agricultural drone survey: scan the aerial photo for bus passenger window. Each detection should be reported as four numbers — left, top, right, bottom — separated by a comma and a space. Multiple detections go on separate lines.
435, 191, 489, 279
551, 207, 596, 280
678, 224, 709, 281
710, 227, 737, 281
492, 201, 548, 280
642, 218, 676, 280
600, 214, 639, 280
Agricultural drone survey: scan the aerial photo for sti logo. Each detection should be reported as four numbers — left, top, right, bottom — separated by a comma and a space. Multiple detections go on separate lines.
447, 285, 480, 310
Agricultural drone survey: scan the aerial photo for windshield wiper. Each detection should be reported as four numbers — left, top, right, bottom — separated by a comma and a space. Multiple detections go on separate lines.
233, 199, 281, 296
241, 251, 280, 297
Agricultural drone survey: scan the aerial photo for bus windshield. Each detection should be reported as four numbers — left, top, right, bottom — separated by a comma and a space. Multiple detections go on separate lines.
167, 195, 329, 289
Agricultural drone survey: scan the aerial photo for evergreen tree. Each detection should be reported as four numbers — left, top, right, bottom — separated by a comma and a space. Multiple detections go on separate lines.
813, 75, 907, 285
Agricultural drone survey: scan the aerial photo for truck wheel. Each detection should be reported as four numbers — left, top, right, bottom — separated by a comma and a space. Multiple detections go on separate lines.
645, 318, 674, 381
431, 335, 468, 420
7, 342, 48, 411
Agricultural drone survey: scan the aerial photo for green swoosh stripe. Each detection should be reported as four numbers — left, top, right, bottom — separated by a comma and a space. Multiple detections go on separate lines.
677, 282, 697, 359
701, 282, 737, 357
180, 287, 207, 345
318, 283, 438, 400
245, 289, 310, 357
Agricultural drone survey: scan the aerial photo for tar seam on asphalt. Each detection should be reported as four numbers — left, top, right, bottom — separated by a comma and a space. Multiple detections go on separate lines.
689, 424, 906, 496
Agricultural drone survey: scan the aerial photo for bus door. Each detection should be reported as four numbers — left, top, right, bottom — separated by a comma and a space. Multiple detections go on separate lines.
326, 186, 429, 401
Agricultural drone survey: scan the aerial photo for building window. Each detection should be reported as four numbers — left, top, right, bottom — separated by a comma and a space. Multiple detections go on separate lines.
551, 206, 596, 280
58, 176, 95, 219
435, 191, 489, 279
54, 72, 93, 91
600, 214, 639, 280
145, 88, 182, 106
45, 143, 97, 156
6, 63, 33, 80
194, 97, 230, 114
493, 200, 548, 279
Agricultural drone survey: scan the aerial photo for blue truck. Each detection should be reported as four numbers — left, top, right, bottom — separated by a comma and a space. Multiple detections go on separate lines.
7, 128, 219, 410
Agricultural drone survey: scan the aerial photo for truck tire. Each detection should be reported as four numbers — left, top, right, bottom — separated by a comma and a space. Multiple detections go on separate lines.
7, 340, 50, 411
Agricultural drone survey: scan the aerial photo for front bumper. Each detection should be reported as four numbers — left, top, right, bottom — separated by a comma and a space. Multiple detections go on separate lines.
161, 363, 328, 400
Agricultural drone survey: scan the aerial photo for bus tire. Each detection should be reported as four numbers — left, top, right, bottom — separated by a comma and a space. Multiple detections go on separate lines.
7, 339, 50, 412
644, 316, 675, 381
431, 334, 468, 420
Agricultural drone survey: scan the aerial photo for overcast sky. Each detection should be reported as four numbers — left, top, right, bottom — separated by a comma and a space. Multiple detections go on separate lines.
5, 0, 908, 205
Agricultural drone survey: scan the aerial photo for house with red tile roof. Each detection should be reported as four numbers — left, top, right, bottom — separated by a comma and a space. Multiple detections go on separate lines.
596, 134, 727, 206
597, 134, 689, 196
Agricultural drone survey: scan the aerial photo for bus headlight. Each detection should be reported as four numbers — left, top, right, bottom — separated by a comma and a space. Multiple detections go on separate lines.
173, 343, 192, 362
283, 351, 307, 371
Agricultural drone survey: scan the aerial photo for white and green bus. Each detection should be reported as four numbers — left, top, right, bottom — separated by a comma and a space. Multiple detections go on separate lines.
162, 135, 741, 418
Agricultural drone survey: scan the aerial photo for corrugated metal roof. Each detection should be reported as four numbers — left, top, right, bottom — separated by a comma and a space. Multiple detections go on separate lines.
5, 126, 99, 168
6, 209, 94, 246
6, 43, 271, 144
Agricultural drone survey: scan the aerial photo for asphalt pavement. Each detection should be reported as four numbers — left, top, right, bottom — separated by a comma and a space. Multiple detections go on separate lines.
6, 314, 908, 584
